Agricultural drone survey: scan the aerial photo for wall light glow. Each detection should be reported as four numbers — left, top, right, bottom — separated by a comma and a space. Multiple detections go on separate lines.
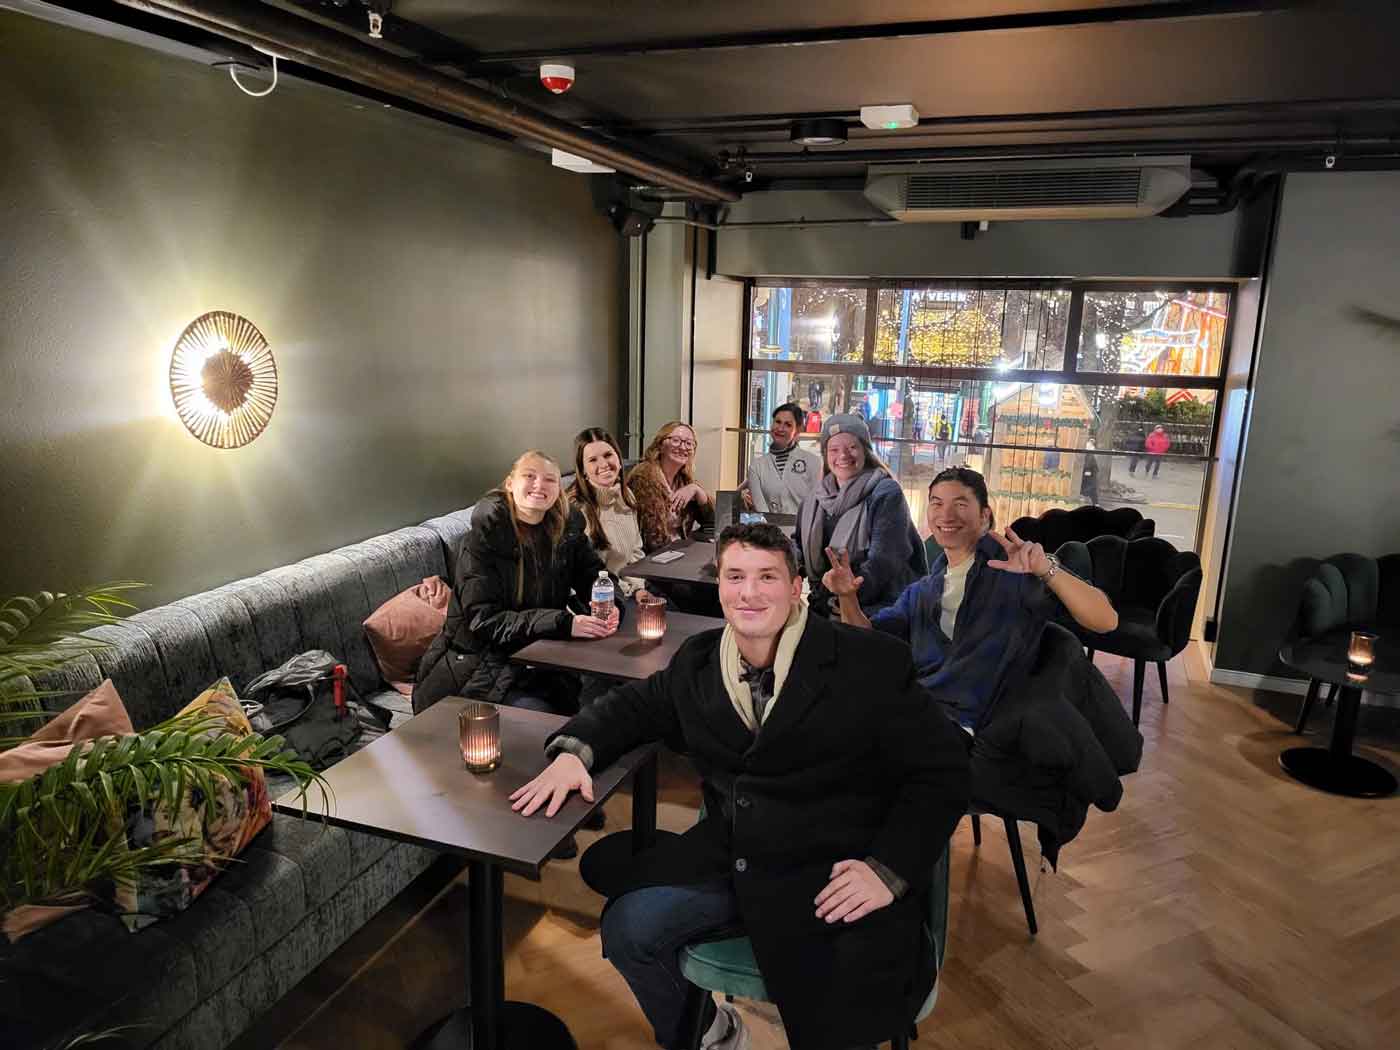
169, 311, 277, 449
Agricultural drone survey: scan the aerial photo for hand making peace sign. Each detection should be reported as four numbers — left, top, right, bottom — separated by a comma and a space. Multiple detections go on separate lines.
985, 527, 1052, 579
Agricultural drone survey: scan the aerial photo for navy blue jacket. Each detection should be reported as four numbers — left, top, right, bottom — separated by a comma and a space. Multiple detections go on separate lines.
872, 532, 1057, 729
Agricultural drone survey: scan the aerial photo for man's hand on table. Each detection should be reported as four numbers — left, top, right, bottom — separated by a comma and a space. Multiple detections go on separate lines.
511, 753, 594, 817
813, 859, 894, 924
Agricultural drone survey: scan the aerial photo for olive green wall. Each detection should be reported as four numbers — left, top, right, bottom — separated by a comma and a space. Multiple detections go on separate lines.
0, 12, 624, 605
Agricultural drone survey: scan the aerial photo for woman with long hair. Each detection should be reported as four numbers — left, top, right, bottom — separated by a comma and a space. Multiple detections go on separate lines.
567, 427, 646, 597
414, 449, 621, 717
793, 413, 925, 617
626, 421, 715, 552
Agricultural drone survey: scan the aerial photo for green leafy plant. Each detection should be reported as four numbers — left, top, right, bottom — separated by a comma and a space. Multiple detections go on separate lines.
0, 585, 328, 917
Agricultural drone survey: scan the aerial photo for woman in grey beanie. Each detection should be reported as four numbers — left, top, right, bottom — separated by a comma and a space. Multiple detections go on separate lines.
794, 413, 926, 616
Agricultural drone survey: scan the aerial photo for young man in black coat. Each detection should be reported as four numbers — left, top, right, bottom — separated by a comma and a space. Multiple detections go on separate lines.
511, 524, 971, 1050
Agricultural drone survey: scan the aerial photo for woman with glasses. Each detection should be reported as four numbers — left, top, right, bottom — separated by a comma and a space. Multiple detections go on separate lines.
794, 413, 926, 618
824, 465, 1117, 729
626, 421, 714, 552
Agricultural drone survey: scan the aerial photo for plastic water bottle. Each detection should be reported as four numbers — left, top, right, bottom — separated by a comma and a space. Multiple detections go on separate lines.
590, 571, 615, 620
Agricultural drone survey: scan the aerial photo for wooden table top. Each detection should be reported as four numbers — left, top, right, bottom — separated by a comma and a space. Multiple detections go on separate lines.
511, 604, 723, 681
623, 537, 719, 585
272, 699, 657, 878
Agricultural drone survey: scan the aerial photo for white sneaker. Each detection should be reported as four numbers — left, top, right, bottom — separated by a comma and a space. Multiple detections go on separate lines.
701, 1002, 750, 1050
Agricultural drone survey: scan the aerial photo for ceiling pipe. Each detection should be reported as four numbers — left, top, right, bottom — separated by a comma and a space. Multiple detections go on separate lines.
734, 134, 1400, 166
106, 0, 739, 202
653, 216, 899, 231
585, 96, 1400, 138
472, 1, 1303, 64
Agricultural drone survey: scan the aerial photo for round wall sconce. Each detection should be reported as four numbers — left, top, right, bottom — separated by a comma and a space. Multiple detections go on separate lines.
169, 311, 278, 448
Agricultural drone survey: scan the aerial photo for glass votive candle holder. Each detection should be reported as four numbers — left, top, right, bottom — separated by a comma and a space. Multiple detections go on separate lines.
1347, 630, 1378, 681
637, 593, 668, 641
459, 701, 501, 773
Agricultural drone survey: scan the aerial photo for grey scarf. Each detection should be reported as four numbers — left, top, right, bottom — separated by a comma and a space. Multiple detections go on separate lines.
799, 468, 883, 580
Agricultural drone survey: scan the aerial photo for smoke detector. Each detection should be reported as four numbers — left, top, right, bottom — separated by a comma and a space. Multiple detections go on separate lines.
860, 104, 919, 130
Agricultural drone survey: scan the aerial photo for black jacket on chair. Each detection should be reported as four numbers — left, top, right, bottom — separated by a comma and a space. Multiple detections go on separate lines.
970, 623, 1143, 866
551, 614, 971, 1050
413, 492, 616, 713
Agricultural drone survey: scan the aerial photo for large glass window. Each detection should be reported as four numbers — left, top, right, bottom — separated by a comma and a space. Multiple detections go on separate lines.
750, 286, 867, 364
875, 287, 1070, 369
1076, 288, 1229, 377
739, 280, 1231, 552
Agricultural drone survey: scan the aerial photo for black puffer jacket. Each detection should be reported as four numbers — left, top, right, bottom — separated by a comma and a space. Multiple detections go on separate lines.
970, 622, 1143, 867
413, 492, 617, 713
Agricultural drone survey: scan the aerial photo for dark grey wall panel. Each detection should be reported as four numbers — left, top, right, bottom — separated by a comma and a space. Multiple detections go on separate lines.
0, 12, 622, 606
1214, 172, 1400, 678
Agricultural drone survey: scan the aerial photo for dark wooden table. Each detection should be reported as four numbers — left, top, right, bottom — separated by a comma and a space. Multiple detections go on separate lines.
622, 537, 718, 586
273, 699, 659, 1050
511, 603, 722, 895
511, 606, 723, 681
1278, 633, 1399, 798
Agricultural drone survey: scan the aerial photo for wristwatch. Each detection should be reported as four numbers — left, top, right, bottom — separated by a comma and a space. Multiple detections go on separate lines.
1037, 553, 1060, 582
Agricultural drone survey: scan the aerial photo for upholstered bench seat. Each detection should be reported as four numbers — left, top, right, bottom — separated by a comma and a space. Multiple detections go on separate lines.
1, 509, 479, 1050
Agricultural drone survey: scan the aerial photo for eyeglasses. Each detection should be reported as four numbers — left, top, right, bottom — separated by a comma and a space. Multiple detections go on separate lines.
665, 436, 697, 451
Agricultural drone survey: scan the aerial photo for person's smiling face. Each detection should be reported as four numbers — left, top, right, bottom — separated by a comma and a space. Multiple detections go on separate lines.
718, 543, 801, 643
582, 439, 620, 489
926, 479, 990, 553
826, 432, 865, 483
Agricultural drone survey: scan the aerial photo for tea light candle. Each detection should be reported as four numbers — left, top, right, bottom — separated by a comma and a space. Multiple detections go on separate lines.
458, 701, 501, 773
1347, 631, 1378, 681
637, 593, 668, 641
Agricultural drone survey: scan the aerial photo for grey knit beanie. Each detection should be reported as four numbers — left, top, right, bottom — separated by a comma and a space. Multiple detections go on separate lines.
819, 413, 874, 458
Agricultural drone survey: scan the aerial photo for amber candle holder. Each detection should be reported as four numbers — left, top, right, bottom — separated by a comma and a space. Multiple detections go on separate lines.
1347, 631, 1378, 682
459, 701, 501, 773
637, 593, 668, 641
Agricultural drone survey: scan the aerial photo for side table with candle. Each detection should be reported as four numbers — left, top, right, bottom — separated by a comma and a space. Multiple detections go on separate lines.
1279, 632, 1399, 798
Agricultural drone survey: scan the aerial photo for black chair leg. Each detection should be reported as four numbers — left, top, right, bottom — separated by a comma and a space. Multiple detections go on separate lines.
970, 813, 982, 846
1324, 682, 1339, 707
682, 982, 710, 1050
1131, 659, 1146, 726
1003, 816, 1038, 936
1294, 677, 1322, 734
1156, 660, 1170, 705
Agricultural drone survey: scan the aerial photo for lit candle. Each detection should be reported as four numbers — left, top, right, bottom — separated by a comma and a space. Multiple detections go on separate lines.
458, 701, 501, 773
1347, 631, 1378, 681
637, 593, 668, 641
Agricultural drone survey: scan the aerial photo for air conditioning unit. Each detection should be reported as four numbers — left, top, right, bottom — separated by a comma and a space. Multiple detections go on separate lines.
864, 156, 1191, 222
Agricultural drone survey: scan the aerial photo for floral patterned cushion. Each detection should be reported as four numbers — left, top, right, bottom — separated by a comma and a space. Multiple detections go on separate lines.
114, 678, 271, 932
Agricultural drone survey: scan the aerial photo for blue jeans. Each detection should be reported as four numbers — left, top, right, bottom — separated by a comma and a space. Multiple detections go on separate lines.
601, 881, 742, 1049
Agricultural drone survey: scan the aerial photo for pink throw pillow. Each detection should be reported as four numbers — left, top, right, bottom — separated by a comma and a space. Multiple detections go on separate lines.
1, 679, 134, 940
364, 576, 451, 695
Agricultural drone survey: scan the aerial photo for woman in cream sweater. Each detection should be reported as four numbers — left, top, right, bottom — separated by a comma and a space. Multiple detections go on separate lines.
567, 427, 647, 596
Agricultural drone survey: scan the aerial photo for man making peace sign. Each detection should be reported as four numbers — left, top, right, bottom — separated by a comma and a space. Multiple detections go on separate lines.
824, 467, 1118, 730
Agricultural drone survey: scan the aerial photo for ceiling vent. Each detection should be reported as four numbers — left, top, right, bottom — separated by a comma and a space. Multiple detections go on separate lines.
864, 156, 1191, 221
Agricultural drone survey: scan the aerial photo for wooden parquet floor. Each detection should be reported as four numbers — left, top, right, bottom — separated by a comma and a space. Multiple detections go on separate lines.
242, 647, 1400, 1050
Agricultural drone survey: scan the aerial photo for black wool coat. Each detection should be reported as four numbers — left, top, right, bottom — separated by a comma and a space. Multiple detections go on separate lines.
414, 492, 616, 713
552, 613, 971, 1050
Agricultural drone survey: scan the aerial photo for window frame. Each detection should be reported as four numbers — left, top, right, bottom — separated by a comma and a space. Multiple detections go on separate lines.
737, 277, 1238, 551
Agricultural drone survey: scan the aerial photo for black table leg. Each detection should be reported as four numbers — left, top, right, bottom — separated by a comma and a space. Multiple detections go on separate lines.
1279, 685, 1397, 798
578, 751, 677, 896
414, 859, 577, 1050
631, 752, 658, 853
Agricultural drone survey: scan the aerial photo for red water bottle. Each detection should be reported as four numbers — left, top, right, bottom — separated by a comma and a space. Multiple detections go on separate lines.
333, 663, 348, 718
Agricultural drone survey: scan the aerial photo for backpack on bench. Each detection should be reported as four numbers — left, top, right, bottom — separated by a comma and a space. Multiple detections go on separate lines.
242, 650, 382, 769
